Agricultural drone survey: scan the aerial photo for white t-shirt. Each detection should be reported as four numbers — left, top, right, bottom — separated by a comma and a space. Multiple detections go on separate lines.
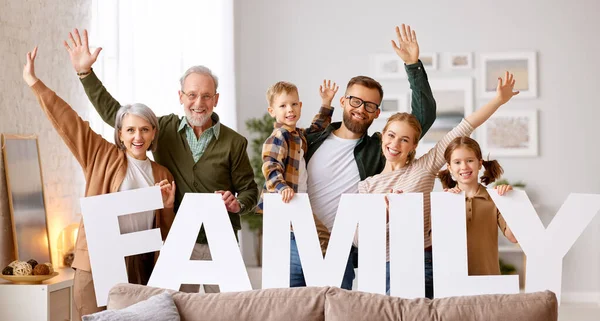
297, 141, 308, 193
307, 133, 360, 231
118, 154, 156, 234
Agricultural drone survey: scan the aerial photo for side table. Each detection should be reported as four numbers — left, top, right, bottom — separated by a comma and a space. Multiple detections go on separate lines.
0, 267, 76, 321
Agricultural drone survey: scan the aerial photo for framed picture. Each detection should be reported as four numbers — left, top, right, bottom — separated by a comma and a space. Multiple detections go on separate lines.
420, 52, 438, 70
416, 77, 473, 156
379, 93, 409, 118
480, 52, 537, 98
478, 109, 538, 157
371, 54, 406, 79
447, 52, 473, 69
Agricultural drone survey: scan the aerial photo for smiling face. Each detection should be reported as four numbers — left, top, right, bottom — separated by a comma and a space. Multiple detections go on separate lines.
268, 91, 302, 127
381, 120, 418, 165
340, 84, 381, 134
119, 114, 156, 160
179, 72, 219, 128
448, 147, 483, 186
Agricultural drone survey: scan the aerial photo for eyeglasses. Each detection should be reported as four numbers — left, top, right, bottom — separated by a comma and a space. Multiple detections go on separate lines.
345, 96, 379, 113
181, 90, 217, 102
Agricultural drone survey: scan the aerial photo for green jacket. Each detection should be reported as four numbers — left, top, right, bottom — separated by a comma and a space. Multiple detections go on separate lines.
306, 60, 437, 180
80, 72, 259, 243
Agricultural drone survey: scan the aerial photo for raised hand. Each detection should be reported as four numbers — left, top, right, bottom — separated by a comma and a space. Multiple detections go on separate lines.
156, 180, 176, 208
319, 79, 339, 106
63, 28, 102, 75
391, 24, 419, 65
23, 46, 39, 86
495, 71, 519, 105
281, 187, 295, 203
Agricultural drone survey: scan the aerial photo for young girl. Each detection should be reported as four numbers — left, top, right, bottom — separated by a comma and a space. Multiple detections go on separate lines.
357, 71, 519, 297
438, 137, 517, 276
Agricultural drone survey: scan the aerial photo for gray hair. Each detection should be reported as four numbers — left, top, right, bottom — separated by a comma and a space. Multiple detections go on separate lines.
179, 65, 219, 91
114, 103, 159, 152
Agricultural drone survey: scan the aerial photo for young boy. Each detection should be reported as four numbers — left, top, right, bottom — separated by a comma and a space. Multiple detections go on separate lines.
257, 80, 338, 258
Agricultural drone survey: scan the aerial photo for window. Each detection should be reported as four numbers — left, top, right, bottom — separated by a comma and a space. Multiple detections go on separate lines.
89, 0, 237, 138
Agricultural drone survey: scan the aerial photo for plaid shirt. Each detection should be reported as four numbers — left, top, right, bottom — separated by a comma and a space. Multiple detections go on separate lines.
257, 105, 334, 212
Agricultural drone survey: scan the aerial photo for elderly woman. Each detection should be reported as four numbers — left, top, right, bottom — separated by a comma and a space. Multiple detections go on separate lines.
22, 47, 176, 316
357, 71, 519, 297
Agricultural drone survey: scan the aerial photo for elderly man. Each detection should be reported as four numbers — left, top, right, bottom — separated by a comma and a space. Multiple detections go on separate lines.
64, 29, 258, 295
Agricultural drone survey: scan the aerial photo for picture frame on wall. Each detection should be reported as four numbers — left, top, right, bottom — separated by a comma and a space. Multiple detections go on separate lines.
480, 52, 537, 98
415, 77, 473, 156
371, 54, 406, 79
478, 109, 538, 157
420, 52, 438, 70
367, 93, 410, 136
379, 93, 409, 118
447, 52, 473, 70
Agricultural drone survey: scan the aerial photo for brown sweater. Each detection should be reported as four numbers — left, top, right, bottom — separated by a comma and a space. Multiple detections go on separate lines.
30, 81, 175, 272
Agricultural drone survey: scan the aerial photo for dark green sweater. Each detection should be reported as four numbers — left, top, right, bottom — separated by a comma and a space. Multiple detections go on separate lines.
306, 60, 437, 180
80, 72, 258, 243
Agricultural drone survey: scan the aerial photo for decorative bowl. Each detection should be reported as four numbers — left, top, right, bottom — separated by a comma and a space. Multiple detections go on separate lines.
0, 272, 59, 284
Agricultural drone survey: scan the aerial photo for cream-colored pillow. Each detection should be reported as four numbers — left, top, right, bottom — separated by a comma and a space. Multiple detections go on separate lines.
83, 292, 179, 321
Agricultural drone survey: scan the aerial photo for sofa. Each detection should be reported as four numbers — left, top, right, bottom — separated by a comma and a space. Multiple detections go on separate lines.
93, 283, 558, 321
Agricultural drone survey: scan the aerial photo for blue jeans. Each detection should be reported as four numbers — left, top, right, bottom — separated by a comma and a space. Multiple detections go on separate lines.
289, 232, 355, 290
386, 250, 433, 298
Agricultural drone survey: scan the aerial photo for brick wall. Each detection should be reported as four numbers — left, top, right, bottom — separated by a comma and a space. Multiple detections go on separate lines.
0, 0, 91, 266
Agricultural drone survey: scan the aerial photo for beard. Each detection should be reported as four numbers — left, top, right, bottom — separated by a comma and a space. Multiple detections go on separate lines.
185, 109, 211, 128
342, 109, 373, 134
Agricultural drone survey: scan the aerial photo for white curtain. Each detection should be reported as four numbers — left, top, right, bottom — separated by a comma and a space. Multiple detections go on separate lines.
89, 0, 237, 137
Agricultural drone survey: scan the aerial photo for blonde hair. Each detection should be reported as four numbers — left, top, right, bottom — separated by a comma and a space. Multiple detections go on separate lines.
382, 112, 422, 164
266, 81, 299, 106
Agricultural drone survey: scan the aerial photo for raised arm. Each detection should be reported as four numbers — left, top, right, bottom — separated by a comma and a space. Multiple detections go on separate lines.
466, 71, 519, 128
391, 24, 437, 138
23, 47, 116, 171
305, 79, 338, 134
64, 28, 121, 128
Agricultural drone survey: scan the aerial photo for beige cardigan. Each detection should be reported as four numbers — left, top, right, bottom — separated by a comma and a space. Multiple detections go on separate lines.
31, 81, 175, 272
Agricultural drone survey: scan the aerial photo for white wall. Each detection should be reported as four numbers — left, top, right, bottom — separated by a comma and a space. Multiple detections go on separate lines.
0, 0, 90, 267
235, 0, 600, 298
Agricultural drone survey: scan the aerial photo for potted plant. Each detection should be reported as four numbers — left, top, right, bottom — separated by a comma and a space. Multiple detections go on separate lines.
243, 113, 274, 266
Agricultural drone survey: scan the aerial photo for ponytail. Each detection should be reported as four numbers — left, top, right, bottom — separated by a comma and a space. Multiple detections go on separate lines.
480, 160, 504, 186
437, 169, 457, 189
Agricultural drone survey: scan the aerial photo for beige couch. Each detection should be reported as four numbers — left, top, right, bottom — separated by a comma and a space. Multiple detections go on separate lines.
106, 283, 557, 321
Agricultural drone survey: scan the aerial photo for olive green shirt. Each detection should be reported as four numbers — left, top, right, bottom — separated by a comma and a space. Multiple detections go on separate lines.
80, 72, 259, 243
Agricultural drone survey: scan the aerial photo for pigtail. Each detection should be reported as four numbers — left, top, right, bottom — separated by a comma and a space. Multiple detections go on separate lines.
437, 169, 457, 189
480, 160, 504, 186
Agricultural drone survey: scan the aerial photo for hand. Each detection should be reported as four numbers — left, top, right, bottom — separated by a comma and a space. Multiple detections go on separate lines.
319, 79, 339, 106
385, 189, 404, 223
444, 187, 463, 194
23, 46, 39, 86
63, 28, 102, 75
494, 184, 513, 196
280, 187, 295, 203
391, 24, 419, 65
155, 180, 176, 208
215, 190, 241, 213
494, 71, 519, 105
